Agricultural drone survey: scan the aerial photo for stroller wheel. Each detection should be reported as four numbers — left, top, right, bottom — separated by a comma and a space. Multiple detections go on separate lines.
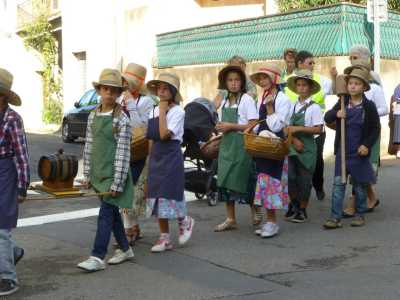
207, 192, 218, 206
195, 193, 205, 200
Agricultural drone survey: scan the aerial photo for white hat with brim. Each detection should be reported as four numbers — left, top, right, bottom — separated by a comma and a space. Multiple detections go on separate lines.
286, 69, 321, 96
0, 68, 21, 106
146, 73, 183, 103
92, 68, 124, 90
250, 64, 284, 86
121, 63, 148, 94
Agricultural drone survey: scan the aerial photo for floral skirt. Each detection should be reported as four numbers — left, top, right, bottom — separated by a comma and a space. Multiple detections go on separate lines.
254, 157, 289, 210
146, 198, 187, 219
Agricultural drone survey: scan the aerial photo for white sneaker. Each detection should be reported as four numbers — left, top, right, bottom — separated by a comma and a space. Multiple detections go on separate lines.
260, 222, 279, 238
151, 238, 173, 253
77, 256, 106, 272
178, 216, 195, 246
107, 247, 134, 265
254, 228, 262, 236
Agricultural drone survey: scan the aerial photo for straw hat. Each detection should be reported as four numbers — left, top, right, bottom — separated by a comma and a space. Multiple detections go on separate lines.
0, 68, 21, 106
92, 68, 123, 90
122, 63, 148, 94
250, 63, 284, 87
217, 65, 247, 92
345, 58, 373, 81
344, 66, 371, 91
286, 69, 321, 96
146, 72, 183, 103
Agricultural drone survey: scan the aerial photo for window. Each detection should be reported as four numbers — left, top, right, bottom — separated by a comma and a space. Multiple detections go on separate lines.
79, 90, 95, 107
89, 91, 100, 105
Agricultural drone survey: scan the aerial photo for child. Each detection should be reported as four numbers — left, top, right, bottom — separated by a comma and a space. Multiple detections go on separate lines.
119, 63, 155, 245
78, 69, 134, 272
214, 65, 258, 232
323, 66, 380, 229
0, 68, 29, 296
285, 70, 324, 223
146, 73, 194, 252
249, 64, 292, 238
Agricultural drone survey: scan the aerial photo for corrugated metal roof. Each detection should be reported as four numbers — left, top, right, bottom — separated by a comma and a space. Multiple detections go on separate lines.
155, 3, 400, 68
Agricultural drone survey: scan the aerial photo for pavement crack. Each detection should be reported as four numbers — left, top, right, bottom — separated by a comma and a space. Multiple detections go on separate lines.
201, 290, 274, 300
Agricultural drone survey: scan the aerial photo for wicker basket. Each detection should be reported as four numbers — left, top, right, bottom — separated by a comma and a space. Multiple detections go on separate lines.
131, 127, 149, 161
200, 135, 222, 160
242, 120, 291, 161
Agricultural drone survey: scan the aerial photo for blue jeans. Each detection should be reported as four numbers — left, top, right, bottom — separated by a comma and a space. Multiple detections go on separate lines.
331, 176, 368, 220
91, 201, 129, 260
0, 230, 18, 284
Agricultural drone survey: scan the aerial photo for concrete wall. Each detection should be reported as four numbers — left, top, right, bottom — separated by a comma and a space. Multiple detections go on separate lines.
155, 56, 399, 158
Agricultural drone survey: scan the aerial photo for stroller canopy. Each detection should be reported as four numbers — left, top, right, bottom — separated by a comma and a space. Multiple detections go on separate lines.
184, 98, 218, 144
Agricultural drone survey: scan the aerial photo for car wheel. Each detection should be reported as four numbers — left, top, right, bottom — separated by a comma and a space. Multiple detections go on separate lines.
195, 193, 205, 200
62, 121, 74, 143
207, 192, 218, 206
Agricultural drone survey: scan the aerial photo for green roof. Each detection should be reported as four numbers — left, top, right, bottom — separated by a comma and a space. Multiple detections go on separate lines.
155, 3, 400, 68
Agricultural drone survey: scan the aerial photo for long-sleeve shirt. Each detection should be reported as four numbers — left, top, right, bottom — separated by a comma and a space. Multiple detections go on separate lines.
0, 106, 30, 196
364, 83, 389, 117
117, 93, 155, 128
83, 105, 132, 193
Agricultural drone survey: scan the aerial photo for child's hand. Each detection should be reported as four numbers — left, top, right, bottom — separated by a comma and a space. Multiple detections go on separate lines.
216, 122, 233, 133
357, 145, 369, 156
337, 109, 346, 119
292, 137, 304, 152
287, 126, 300, 134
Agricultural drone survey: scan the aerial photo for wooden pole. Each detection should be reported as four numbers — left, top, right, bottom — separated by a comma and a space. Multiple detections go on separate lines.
26, 191, 113, 201
336, 74, 348, 184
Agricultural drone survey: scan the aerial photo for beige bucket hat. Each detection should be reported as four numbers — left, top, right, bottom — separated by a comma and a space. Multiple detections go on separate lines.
344, 66, 371, 91
286, 69, 321, 96
0, 68, 21, 106
93, 68, 124, 90
345, 58, 373, 81
146, 72, 183, 102
250, 63, 284, 87
122, 63, 148, 94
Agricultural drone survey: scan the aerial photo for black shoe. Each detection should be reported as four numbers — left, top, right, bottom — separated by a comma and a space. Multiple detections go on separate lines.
291, 209, 308, 223
316, 190, 326, 201
0, 279, 19, 296
366, 199, 380, 213
285, 203, 297, 220
14, 247, 24, 265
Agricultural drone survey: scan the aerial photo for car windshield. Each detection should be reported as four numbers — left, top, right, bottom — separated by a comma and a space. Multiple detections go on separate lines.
79, 90, 96, 107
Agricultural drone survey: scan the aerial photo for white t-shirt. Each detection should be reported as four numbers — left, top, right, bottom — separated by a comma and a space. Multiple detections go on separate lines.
292, 98, 324, 127
150, 105, 185, 142
256, 91, 292, 133
220, 93, 258, 125
320, 75, 333, 97
117, 94, 154, 128
364, 83, 388, 117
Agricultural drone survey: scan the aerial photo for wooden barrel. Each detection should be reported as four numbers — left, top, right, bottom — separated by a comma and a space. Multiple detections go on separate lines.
131, 127, 149, 162
38, 150, 78, 181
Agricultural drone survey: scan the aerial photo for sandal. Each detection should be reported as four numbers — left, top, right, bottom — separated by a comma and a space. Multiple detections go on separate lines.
366, 199, 380, 213
214, 219, 237, 232
323, 219, 342, 230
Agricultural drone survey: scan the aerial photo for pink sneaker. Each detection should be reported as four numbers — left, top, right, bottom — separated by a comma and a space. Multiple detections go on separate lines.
179, 216, 195, 246
151, 237, 173, 253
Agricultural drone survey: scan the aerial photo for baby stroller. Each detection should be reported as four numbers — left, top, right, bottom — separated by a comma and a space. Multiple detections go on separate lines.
183, 98, 219, 206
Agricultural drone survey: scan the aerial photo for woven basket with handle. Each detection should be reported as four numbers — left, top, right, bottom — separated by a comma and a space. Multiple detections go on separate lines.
200, 135, 222, 160
131, 127, 149, 161
242, 120, 291, 161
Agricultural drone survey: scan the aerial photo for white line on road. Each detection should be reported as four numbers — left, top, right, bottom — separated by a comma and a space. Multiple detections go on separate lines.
18, 193, 198, 227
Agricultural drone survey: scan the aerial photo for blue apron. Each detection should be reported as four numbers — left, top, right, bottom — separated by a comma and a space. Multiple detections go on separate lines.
335, 102, 375, 184
254, 93, 285, 180
0, 158, 18, 229
146, 109, 184, 201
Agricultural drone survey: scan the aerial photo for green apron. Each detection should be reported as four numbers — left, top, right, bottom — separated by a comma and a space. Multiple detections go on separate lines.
217, 97, 253, 194
288, 101, 317, 173
369, 133, 381, 175
90, 114, 134, 208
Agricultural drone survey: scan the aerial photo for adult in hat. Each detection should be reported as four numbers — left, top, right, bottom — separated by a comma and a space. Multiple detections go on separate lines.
214, 64, 259, 232
250, 63, 293, 238
323, 65, 380, 229
78, 68, 135, 272
0, 68, 29, 296
342, 59, 388, 217
119, 63, 156, 245
145, 72, 195, 253
285, 69, 324, 223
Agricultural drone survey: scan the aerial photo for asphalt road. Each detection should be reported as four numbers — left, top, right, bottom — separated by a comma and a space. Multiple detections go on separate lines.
8, 133, 400, 300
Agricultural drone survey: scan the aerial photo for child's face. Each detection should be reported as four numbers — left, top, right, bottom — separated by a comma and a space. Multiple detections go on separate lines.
157, 82, 173, 102
99, 85, 120, 105
347, 77, 365, 96
295, 79, 312, 98
258, 73, 273, 90
226, 72, 243, 93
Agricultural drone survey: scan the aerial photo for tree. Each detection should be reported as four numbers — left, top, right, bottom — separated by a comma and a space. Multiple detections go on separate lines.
278, 0, 400, 13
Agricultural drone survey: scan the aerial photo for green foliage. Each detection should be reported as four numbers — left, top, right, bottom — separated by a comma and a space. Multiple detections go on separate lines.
21, 1, 63, 124
278, 0, 400, 13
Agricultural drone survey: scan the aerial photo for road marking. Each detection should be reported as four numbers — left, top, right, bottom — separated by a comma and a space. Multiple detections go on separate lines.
18, 192, 199, 227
